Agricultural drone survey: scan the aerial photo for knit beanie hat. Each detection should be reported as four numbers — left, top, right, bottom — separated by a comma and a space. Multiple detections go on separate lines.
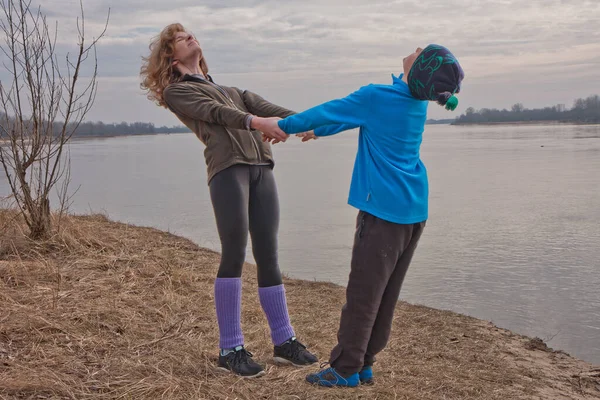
407, 44, 464, 110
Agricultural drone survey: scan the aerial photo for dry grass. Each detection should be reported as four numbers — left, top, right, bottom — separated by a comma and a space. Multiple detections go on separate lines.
0, 209, 598, 399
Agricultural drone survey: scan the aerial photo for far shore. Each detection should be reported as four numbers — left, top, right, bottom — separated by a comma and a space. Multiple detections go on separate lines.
452, 120, 600, 126
2, 120, 599, 146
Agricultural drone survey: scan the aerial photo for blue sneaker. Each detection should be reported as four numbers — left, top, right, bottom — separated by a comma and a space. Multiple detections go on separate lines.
306, 366, 359, 388
359, 366, 374, 385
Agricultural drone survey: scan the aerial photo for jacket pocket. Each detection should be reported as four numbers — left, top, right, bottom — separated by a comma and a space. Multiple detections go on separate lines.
195, 121, 208, 144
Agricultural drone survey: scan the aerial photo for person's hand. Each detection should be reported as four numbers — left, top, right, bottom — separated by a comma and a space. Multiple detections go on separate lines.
262, 130, 317, 144
251, 116, 288, 143
262, 134, 284, 144
296, 131, 317, 142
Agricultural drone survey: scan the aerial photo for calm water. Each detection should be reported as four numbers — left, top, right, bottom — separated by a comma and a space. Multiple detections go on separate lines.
1, 124, 599, 364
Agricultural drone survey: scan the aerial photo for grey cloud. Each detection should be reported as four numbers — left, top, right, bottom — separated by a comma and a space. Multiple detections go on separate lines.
4, 0, 600, 125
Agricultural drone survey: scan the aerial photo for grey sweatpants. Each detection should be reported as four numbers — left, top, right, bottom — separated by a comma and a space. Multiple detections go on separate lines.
330, 210, 426, 376
209, 164, 282, 288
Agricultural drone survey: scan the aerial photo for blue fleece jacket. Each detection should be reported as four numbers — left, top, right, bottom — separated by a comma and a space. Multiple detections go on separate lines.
278, 73, 429, 224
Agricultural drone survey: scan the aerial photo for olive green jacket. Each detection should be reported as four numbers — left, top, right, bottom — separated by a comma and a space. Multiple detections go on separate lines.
163, 74, 295, 182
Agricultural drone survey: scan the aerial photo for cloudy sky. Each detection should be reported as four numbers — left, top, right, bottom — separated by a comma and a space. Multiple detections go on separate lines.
13, 0, 600, 125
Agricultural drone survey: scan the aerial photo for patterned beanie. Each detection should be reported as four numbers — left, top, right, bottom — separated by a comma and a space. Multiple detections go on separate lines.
407, 44, 464, 111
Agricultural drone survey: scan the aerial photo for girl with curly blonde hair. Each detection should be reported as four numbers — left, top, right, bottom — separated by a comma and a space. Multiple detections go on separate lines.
140, 23, 317, 378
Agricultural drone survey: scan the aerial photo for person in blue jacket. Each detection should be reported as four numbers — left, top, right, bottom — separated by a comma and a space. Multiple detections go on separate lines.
261, 44, 465, 387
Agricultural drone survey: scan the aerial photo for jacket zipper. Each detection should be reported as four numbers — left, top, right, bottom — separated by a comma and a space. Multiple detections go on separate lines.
189, 75, 263, 163
207, 80, 263, 163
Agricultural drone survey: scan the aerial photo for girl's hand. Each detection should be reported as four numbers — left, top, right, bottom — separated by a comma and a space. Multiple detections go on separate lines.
252, 116, 287, 143
296, 131, 317, 142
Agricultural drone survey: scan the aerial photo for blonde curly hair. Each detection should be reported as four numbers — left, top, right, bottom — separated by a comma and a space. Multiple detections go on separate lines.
140, 23, 209, 108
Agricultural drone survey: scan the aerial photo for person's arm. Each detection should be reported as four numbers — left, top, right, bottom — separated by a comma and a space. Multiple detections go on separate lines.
233, 88, 295, 119
290, 123, 357, 143
276, 85, 371, 135
163, 84, 251, 130
314, 123, 360, 137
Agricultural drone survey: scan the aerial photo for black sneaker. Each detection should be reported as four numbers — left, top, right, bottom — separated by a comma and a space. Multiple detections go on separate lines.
217, 346, 266, 378
273, 338, 318, 367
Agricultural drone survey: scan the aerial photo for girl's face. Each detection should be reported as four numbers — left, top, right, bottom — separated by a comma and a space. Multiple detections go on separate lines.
172, 31, 202, 65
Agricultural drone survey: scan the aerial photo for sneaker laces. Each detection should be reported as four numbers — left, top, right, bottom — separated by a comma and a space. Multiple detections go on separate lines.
288, 339, 308, 359
232, 347, 253, 366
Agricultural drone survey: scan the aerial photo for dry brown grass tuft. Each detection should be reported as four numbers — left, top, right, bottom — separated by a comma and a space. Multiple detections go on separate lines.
0, 209, 598, 399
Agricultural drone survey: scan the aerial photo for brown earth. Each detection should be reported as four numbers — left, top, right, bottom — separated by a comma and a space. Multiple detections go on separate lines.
0, 210, 598, 399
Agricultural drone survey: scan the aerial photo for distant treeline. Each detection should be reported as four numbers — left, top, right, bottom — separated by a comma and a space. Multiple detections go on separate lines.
4, 94, 599, 138
426, 119, 455, 124
73, 121, 192, 137
0, 115, 192, 138
454, 95, 600, 125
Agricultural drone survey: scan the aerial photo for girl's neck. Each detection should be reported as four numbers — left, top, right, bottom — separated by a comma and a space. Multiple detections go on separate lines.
176, 58, 203, 77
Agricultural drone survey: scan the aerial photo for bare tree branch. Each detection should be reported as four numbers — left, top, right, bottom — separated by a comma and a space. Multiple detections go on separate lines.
0, 0, 109, 239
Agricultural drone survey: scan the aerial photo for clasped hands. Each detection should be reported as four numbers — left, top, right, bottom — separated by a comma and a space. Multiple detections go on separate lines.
251, 116, 316, 144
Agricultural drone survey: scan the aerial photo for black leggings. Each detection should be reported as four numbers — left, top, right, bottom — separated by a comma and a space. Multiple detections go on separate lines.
209, 164, 282, 287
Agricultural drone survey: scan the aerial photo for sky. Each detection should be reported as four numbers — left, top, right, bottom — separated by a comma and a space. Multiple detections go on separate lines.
4, 0, 600, 126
